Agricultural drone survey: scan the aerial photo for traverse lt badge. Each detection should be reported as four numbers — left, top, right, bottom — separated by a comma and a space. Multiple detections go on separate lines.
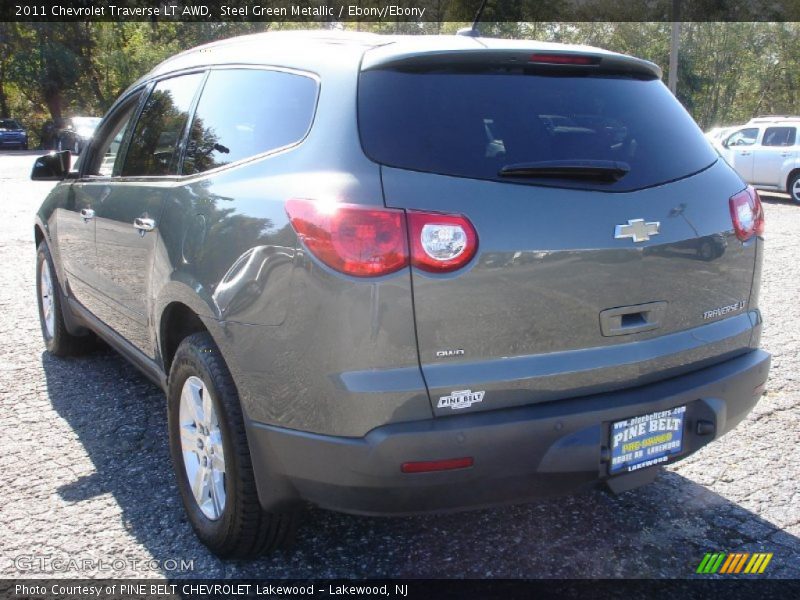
615, 219, 660, 243
437, 389, 485, 410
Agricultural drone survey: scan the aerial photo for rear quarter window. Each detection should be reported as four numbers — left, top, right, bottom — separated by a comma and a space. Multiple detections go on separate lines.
182, 69, 318, 175
358, 69, 718, 192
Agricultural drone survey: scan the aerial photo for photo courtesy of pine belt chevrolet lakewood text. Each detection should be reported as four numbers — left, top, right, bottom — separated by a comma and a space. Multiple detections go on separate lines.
31, 31, 770, 557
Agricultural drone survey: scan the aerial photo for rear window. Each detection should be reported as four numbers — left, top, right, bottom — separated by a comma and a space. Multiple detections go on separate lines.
358, 69, 717, 191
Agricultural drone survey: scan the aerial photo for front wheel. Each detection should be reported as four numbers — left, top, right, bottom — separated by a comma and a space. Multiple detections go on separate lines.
167, 332, 296, 557
788, 172, 800, 204
36, 242, 93, 356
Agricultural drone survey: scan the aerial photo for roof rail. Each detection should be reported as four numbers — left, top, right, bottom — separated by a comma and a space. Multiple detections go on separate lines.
748, 115, 800, 121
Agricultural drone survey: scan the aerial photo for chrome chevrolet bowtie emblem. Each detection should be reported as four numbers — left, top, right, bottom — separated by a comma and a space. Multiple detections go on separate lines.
614, 219, 660, 243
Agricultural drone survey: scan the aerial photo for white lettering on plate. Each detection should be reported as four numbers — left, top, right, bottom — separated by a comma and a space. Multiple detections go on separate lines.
437, 389, 485, 410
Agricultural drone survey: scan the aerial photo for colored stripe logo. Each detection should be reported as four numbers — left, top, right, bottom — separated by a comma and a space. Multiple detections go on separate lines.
696, 552, 773, 574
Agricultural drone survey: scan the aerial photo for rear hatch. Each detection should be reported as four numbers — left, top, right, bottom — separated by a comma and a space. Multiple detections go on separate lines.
358, 46, 759, 416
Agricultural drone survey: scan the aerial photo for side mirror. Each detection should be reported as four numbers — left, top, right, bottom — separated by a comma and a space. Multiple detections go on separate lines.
31, 151, 71, 181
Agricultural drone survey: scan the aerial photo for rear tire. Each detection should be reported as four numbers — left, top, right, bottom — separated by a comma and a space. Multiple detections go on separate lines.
167, 332, 296, 557
36, 242, 94, 356
788, 172, 800, 204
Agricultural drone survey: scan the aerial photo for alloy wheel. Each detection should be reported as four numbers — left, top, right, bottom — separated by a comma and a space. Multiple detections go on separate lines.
40, 261, 55, 339
179, 376, 226, 520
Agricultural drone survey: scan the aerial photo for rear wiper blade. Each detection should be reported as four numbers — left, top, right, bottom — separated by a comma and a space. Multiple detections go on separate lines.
498, 160, 630, 182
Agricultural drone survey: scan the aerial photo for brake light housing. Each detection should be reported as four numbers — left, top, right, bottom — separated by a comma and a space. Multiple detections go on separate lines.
729, 186, 764, 242
529, 53, 599, 66
286, 200, 479, 277
285, 199, 408, 277
407, 211, 478, 273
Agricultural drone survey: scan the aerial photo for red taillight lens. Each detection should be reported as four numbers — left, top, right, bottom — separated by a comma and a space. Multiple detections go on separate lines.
286, 200, 478, 277
407, 211, 478, 273
729, 186, 764, 242
401, 457, 474, 473
529, 53, 598, 65
286, 199, 408, 277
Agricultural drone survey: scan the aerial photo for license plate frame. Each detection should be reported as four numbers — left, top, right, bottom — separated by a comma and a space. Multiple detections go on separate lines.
609, 405, 687, 475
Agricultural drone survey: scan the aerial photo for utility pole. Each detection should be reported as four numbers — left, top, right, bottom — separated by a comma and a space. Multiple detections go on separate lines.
668, 0, 681, 94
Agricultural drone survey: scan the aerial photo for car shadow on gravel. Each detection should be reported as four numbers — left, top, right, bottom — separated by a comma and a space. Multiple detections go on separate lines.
42, 348, 800, 579
758, 192, 794, 206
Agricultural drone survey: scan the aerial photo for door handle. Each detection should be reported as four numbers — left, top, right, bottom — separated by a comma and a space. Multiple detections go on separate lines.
780, 152, 792, 157
739, 151, 751, 156
80, 208, 94, 221
133, 217, 156, 233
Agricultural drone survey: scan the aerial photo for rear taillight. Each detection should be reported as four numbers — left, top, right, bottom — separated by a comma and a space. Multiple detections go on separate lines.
407, 211, 478, 272
285, 199, 408, 277
729, 186, 765, 242
286, 200, 479, 277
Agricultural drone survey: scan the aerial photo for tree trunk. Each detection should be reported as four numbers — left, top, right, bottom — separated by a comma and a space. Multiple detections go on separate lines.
44, 89, 62, 123
0, 85, 8, 117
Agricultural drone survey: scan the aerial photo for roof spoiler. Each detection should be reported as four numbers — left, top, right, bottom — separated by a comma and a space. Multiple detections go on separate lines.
361, 48, 662, 80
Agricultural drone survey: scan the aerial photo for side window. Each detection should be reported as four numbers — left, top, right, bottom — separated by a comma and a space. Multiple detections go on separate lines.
182, 69, 317, 175
762, 126, 796, 147
122, 73, 204, 176
725, 128, 758, 147
87, 95, 140, 177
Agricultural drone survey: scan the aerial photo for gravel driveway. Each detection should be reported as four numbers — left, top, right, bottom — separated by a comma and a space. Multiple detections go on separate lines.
1, 151, 798, 579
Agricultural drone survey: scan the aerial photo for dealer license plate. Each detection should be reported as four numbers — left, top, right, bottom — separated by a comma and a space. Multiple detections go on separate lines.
609, 405, 686, 474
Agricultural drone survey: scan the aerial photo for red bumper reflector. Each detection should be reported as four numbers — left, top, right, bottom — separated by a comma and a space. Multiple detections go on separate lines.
401, 457, 474, 473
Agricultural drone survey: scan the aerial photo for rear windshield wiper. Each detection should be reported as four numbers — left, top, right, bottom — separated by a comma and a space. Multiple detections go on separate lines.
498, 160, 630, 182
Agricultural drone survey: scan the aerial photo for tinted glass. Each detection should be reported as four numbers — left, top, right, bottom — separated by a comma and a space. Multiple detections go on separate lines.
726, 128, 758, 146
0, 119, 22, 129
359, 70, 718, 191
88, 97, 140, 177
762, 126, 796, 147
183, 69, 317, 175
122, 73, 203, 176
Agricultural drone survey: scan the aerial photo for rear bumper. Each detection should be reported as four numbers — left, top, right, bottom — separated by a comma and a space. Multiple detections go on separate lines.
246, 349, 770, 515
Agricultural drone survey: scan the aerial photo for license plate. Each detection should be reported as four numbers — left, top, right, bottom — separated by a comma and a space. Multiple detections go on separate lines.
609, 405, 686, 474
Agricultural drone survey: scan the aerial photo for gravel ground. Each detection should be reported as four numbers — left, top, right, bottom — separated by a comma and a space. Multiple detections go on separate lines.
0, 151, 798, 579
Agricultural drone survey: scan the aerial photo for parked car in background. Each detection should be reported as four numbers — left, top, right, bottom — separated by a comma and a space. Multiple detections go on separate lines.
0, 118, 28, 150
56, 116, 102, 154
32, 31, 769, 558
717, 116, 800, 203
704, 126, 732, 145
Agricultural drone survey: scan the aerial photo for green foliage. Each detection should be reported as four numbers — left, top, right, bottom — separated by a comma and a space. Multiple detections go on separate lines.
1, 21, 799, 147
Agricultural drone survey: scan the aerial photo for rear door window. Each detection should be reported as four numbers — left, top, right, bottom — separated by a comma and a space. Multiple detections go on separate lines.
122, 73, 204, 177
762, 126, 796, 147
358, 69, 718, 191
182, 69, 318, 175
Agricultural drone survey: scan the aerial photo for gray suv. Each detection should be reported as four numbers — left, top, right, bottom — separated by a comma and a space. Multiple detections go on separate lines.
32, 31, 770, 557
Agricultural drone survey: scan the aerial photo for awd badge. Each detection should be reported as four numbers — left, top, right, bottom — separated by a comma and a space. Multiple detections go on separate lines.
437, 389, 485, 410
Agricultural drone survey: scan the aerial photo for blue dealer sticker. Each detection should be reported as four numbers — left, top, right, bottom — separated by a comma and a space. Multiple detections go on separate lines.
609, 405, 686, 474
